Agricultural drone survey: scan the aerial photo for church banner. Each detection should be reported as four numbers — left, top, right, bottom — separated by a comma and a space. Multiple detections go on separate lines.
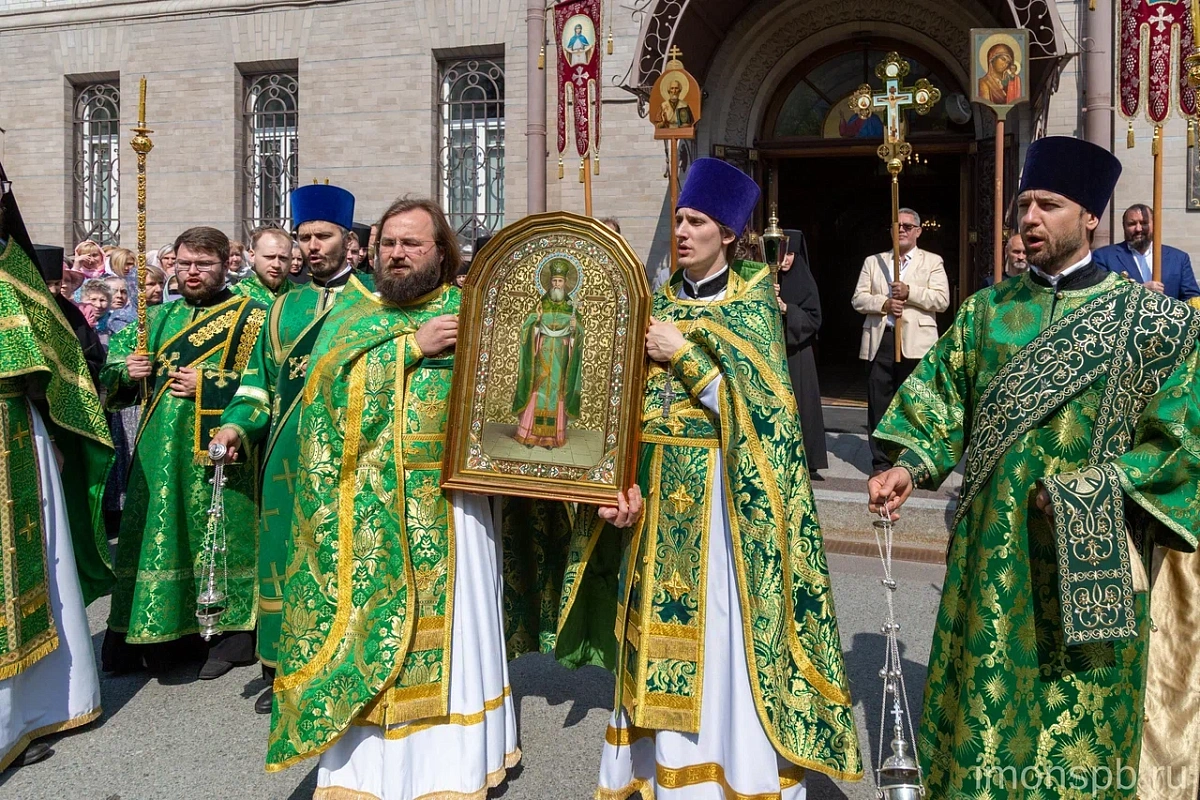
555, 0, 602, 158
1119, 0, 1198, 123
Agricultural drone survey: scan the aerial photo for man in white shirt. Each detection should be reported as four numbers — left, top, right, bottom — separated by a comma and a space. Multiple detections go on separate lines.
850, 208, 949, 474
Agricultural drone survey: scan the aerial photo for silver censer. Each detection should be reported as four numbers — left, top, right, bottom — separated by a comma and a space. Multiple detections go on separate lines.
197, 440, 229, 640
873, 509, 924, 800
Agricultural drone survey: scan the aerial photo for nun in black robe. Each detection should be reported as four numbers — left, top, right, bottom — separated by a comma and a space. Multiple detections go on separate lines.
777, 229, 828, 474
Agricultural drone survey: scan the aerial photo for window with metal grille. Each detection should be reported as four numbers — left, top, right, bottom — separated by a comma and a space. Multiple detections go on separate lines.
72, 82, 121, 245
437, 58, 505, 247
241, 72, 298, 238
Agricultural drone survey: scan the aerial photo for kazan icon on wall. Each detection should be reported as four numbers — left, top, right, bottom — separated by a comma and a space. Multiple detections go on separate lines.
562, 14, 596, 67
970, 28, 1029, 109
443, 212, 651, 506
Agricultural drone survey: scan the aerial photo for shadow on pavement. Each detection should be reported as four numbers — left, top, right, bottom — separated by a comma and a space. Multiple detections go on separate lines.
284, 767, 318, 799
844, 631, 927, 779
508, 653, 613, 730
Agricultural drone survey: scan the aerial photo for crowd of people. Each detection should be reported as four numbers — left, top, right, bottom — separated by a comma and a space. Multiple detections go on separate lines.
3, 134, 1200, 800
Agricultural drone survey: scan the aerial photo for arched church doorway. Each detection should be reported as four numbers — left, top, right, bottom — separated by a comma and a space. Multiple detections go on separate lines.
757, 39, 974, 404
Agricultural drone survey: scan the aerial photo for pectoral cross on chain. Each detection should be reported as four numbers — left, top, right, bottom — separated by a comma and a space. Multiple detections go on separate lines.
660, 379, 677, 418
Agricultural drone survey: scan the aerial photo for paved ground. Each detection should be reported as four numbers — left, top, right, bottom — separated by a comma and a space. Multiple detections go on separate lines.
0, 554, 945, 800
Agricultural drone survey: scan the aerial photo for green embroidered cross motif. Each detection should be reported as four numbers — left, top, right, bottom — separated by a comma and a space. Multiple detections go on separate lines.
667, 484, 694, 513
156, 351, 182, 377
18, 513, 38, 543
273, 459, 298, 493
265, 562, 286, 597
9, 423, 30, 451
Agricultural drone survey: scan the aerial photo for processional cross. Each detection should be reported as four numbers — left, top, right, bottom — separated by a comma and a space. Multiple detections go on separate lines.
849, 53, 941, 361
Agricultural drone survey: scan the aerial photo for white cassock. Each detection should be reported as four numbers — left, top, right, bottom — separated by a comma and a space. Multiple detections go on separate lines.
0, 403, 103, 770
596, 284, 808, 800
314, 492, 519, 800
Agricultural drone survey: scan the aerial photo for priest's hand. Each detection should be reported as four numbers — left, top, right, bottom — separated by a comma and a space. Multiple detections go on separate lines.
1035, 486, 1055, 523
416, 315, 458, 356
168, 367, 199, 399
776, 285, 787, 314
599, 485, 644, 528
210, 427, 242, 463
126, 353, 153, 380
891, 281, 909, 301
1145, 280, 1165, 294
867, 467, 913, 521
646, 319, 687, 362
886, 298, 906, 317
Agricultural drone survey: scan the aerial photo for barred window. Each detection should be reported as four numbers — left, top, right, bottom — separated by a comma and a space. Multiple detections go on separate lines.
438, 58, 505, 247
241, 72, 298, 238
72, 82, 121, 245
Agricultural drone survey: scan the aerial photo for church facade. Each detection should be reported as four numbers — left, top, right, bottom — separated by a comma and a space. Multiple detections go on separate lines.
0, 0, 1196, 352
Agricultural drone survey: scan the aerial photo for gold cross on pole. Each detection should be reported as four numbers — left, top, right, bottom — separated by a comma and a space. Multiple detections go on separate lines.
849, 52, 941, 362
273, 459, 298, 493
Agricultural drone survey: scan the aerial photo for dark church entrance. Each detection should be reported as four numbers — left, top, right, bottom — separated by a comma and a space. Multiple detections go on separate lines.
752, 37, 977, 404
772, 151, 966, 404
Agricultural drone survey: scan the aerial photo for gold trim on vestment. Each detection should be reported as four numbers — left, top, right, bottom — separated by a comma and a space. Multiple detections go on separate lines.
0, 705, 102, 772
276, 355, 367, 692
640, 433, 719, 447
358, 687, 512, 741
311, 746, 521, 800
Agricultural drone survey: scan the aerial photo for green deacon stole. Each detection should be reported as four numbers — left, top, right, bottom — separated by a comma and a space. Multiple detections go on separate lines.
268, 279, 461, 771
263, 295, 332, 465
0, 238, 113, 680
557, 261, 862, 781
139, 296, 266, 460
957, 280, 1200, 645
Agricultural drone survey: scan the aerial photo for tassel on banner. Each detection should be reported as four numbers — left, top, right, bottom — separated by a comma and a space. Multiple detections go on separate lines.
1189, 120, 1197, 148
579, 158, 586, 182
1127, 121, 1135, 149
558, 156, 564, 179
607, 27, 614, 55
593, 152, 600, 175
538, 44, 545, 70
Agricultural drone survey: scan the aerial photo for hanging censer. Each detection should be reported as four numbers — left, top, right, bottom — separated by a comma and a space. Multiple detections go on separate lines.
196, 440, 229, 640
873, 507, 924, 800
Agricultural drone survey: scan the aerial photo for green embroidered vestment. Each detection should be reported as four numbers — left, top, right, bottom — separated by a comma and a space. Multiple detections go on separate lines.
267, 278, 462, 771
874, 272, 1200, 798
220, 279, 355, 667
556, 260, 862, 781
102, 293, 266, 644
232, 273, 290, 307
0, 238, 113, 679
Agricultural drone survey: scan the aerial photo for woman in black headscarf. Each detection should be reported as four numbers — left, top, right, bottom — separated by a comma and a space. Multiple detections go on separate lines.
777, 228, 828, 476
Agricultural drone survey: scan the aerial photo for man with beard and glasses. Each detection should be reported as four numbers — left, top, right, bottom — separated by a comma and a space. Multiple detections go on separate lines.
232, 226, 293, 306
265, 197, 520, 799
100, 227, 266, 679
869, 137, 1200, 799
1093, 203, 1200, 304
212, 184, 361, 713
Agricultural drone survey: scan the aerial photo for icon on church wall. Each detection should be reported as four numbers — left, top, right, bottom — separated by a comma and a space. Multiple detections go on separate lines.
443, 212, 651, 506
970, 29, 1029, 110
649, 48, 702, 139
562, 14, 596, 67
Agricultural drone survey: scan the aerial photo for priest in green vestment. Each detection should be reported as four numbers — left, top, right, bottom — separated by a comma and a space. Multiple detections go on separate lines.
267, 198, 520, 799
869, 137, 1200, 799
101, 226, 267, 679
0, 164, 113, 770
231, 226, 292, 306
213, 185, 358, 715
556, 158, 862, 798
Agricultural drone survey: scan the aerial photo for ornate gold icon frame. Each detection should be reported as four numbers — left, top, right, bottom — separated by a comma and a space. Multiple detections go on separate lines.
443, 211, 651, 505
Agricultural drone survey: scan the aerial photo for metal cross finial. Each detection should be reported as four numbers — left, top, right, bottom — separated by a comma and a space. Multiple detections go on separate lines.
667, 45, 683, 61
849, 52, 941, 172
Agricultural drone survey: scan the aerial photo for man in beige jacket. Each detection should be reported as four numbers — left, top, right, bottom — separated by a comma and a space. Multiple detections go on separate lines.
851, 208, 949, 473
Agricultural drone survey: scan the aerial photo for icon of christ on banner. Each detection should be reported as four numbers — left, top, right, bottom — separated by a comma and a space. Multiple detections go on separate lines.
511, 258, 584, 448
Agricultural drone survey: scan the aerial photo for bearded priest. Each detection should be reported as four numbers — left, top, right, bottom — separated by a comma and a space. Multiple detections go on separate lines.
869, 137, 1200, 798
213, 184, 360, 714
556, 158, 862, 799
265, 197, 519, 799
101, 227, 267, 678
